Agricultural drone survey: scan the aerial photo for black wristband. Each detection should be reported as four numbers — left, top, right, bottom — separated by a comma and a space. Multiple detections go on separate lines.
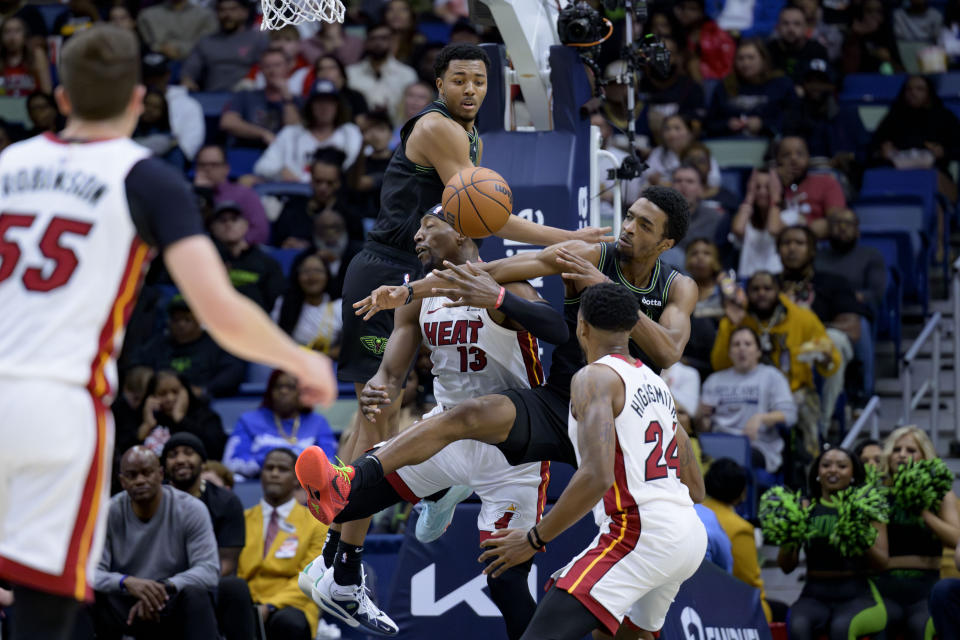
526, 529, 542, 550
529, 526, 546, 549
403, 282, 414, 305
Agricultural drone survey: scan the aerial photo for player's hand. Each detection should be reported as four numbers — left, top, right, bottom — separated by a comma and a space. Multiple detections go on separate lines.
568, 226, 614, 244
360, 382, 391, 422
123, 577, 168, 615
556, 247, 611, 287
478, 529, 536, 578
288, 350, 338, 408
431, 261, 500, 308
354, 285, 408, 320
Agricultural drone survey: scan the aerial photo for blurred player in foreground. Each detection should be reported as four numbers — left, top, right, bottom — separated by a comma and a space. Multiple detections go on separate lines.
0, 25, 335, 640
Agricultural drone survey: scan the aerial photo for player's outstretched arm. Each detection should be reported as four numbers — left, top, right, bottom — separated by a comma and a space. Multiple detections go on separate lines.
629, 273, 697, 369
164, 236, 336, 407
360, 302, 423, 423
674, 427, 704, 503
353, 240, 601, 320
428, 262, 569, 344
479, 364, 621, 577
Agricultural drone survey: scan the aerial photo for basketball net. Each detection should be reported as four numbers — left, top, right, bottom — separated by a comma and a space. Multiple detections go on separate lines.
260, 0, 345, 30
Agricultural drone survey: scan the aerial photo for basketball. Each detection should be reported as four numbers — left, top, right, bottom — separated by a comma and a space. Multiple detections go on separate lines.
441, 167, 513, 238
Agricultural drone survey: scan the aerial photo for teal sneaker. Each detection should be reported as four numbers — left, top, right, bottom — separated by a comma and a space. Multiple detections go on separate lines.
415, 485, 474, 543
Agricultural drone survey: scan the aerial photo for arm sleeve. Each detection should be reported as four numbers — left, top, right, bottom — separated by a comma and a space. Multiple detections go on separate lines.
125, 157, 205, 250
767, 368, 797, 426
168, 500, 220, 591
497, 290, 569, 345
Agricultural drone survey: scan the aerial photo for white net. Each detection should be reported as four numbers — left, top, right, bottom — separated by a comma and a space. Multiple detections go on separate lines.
261, 0, 345, 30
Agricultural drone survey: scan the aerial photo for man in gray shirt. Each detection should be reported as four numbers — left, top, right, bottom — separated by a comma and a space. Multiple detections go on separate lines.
91, 446, 219, 639
182, 0, 268, 92
699, 326, 797, 473
814, 208, 886, 314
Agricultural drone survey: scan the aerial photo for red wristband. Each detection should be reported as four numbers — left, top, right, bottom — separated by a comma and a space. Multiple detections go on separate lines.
495, 286, 506, 308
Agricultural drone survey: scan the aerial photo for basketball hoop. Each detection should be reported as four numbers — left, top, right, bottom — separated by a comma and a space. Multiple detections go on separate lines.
260, 0, 345, 30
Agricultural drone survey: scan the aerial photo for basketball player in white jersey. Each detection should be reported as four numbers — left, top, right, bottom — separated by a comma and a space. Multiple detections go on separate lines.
480, 283, 706, 640
0, 26, 335, 640
298, 204, 569, 638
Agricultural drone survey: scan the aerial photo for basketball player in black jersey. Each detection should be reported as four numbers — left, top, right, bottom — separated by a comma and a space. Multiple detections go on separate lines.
325, 42, 609, 633
298, 185, 694, 520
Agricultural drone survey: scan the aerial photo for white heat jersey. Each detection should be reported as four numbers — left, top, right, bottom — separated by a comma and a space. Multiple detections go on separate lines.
419, 295, 543, 406
0, 134, 182, 401
569, 354, 693, 524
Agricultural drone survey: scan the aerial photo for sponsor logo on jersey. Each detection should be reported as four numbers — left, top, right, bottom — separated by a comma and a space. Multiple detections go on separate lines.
360, 336, 388, 355
680, 606, 762, 640
641, 297, 663, 307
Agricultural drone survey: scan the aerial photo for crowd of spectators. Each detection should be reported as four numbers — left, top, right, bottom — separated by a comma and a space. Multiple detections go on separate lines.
1, 0, 959, 638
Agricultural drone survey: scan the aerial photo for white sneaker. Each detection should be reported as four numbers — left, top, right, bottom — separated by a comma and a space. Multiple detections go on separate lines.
415, 485, 473, 543
313, 567, 399, 636
315, 618, 342, 639
298, 555, 329, 601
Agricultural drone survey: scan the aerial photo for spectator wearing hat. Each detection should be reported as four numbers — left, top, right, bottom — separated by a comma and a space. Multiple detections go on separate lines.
162, 433, 255, 640
221, 47, 303, 149
142, 52, 205, 161
783, 58, 869, 173
223, 370, 337, 480
208, 201, 286, 312
346, 23, 418, 116
194, 144, 271, 245
182, 0, 268, 92
767, 6, 829, 83
238, 448, 329, 640
163, 433, 245, 574
137, 0, 217, 61
253, 80, 362, 182
89, 446, 219, 640
131, 297, 245, 398
703, 459, 774, 621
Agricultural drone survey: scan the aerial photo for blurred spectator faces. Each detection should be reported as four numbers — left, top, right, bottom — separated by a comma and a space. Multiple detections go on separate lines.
168, 301, 204, 345
402, 81, 434, 121
363, 111, 393, 151
776, 136, 810, 184
315, 54, 346, 89
310, 159, 341, 202
261, 48, 291, 88
269, 25, 302, 61
384, 0, 415, 33
365, 23, 394, 61
827, 209, 859, 252
671, 165, 704, 209
904, 74, 932, 109
209, 205, 249, 246
216, 0, 249, 33
195, 145, 231, 187
313, 210, 348, 256
674, 0, 705, 28
777, 7, 808, 46
414, 42, 445, 83
27, 91, 58, 132
109, 4, 136, 30
728, 326, 762, 373
685, 238, 721, 282
661, 114, 695, 155
734, 40, 766, 82
746, 271, 780, 315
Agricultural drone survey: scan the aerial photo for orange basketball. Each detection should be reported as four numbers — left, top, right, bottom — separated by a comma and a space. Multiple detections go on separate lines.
441, 167, 513, 238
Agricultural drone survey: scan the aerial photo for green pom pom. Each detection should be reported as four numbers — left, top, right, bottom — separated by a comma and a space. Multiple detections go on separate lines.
864, 464, 885, 489
829, 483, 889, 557
892, 458, 955, 516
759, 486, 809, 546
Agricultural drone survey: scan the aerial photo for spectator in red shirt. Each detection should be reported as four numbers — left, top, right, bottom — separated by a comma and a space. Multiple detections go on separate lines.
774, 136, 846, 238
0, 16, 50, 96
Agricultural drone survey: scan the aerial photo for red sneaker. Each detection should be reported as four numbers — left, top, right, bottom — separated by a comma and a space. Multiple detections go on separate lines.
296, 446, 355, 524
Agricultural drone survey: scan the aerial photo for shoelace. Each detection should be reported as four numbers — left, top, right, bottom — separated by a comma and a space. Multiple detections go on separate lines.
332, 456, 353, 485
